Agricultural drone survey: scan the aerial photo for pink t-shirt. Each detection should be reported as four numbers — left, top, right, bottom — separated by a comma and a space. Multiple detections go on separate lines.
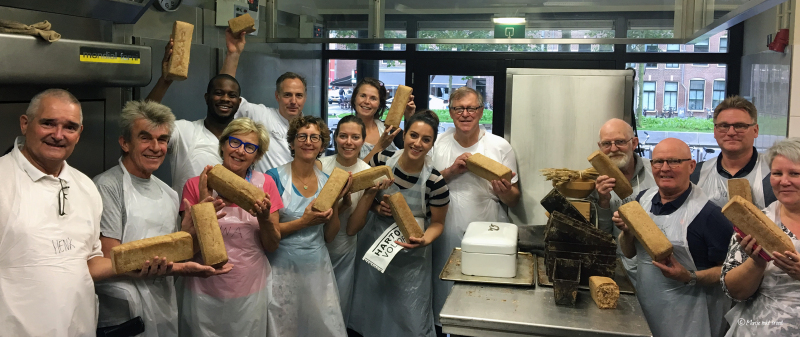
180, 172, 283, 212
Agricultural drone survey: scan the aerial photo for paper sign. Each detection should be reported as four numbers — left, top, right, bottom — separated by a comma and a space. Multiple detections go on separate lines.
363, 223, 406, 273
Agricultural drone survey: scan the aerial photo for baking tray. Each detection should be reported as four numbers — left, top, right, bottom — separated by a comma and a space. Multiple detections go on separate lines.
439, 248, 536, 286
537, 256, 635, 294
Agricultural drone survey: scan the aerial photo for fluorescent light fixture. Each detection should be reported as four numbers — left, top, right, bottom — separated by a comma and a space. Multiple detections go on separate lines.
492, 17, 526, 24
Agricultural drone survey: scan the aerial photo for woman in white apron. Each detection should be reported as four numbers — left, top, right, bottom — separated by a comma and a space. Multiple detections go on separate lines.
349, 110, 450, 337
265, 115, 349, 337
721, 138, 800, 336
348, 77, 415, 159
178, 118, 282, 336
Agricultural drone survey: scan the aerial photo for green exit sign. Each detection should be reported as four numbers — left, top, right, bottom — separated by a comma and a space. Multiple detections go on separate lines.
494, 24, 525, 38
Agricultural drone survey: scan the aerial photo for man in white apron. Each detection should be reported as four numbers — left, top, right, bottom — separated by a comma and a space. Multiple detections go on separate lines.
0, 89, 157, 337
431, 87, 520, 331
588, 118, 656, 288
690, 96, 775, 209
613, 138, 733, 337
93, 101, 229, 336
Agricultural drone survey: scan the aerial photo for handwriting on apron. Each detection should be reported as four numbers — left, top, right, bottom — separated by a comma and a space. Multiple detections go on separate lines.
51, 238, 75, 254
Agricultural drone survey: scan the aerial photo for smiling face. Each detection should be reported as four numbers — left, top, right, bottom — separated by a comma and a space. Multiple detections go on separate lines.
291, 124, 323, 161
335, 122, 365, 162
770, 155, 800, 206
275, 78, 306, 120
205, 78, 241, 119
403, 121, 435, 161
20, 96, 83, 173
120, 118, 170, 178
651, 138, 695, 195
714, 108, 759, 155
449, 92, 483, 134
598, 119, 638, 170
354, 85, 380, 119
222, 132, 259, 176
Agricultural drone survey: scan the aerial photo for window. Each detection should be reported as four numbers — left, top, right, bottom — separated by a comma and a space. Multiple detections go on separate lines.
645, 44, 660, 52
666, 63, 679, 68
664, 82, 678, 111
719, 37, 728, 53
645, 63, 657, 69
693, 63, 709, 67
667, 44, 680, 52
643, 82, 656, 111
694, 39, 709, 52
689, 80, 705, 110
713, 80, 726, 108
627, 30, 727, 53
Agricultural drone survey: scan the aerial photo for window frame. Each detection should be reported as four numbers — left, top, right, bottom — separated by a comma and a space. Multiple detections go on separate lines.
689, 79, 705, 111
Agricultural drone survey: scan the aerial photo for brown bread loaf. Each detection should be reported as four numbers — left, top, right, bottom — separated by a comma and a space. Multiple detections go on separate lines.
387, 192, 425, 240
722, 196, 796, 258
312, 167, 350, 212
587, 150, 633, 199
207, 164, 266, 213
589, 276, 619, 309
727, 178, 753, 204
385, 85, 412, 127
466, 153, 513, 182
191, 202, 228, 268
617, 201, 673, 261
350, 166, 394, 192
228, 13, 255, 35
166, 21, 193, 81
111, 232, 194, 274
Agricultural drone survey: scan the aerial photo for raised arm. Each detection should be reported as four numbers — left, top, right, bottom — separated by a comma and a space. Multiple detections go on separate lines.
146, 39, 175, 103
219, 28, 246, 77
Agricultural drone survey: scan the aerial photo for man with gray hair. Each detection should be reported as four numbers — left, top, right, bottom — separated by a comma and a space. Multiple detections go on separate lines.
93, 100, 230, 336
589, 118, 656, 288
430, 86, 520, 334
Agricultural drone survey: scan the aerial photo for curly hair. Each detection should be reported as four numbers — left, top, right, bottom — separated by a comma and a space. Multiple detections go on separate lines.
351, 77, 387, 119
287, 115, 331, 158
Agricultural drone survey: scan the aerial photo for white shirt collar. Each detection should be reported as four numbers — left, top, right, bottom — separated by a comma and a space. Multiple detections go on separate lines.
12, 136, 71, 183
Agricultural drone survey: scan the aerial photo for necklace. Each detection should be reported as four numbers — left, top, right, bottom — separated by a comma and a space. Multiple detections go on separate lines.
295, 172, 314, 190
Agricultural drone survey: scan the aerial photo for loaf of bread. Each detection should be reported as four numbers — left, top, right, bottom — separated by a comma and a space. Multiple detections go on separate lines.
618, 201, 673, 261
228, 13, 255, 35
589, 276, 619, 309
728, 178, 753, 204
350, 166, 393, 192
207, 164, 266, 213
111, 232, 194, 274
587, 151, 633, 199
191, 202, 228, 268
570, 201, 591, 224
722, 196, 796, 258
312, 167, 350, 212
387, 192, 424, 240
466, 153, 513, 182
385, 85, 412, 127
166, 21, 193, 81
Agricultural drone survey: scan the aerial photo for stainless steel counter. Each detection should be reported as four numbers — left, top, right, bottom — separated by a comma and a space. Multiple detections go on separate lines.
440, 283, 652, 337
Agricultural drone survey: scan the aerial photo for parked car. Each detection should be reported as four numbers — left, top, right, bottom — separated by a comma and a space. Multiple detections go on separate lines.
386, 95, 448, 109
328, 89, 353, 104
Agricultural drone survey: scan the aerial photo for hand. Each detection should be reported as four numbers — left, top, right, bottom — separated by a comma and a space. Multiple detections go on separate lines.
447, 153, 472, 177
176, 261, 233, 278
337, 174, 353, 200
734, 233, 767, 268
396, 235, 427, 249
160, 39, 174, 82
772, 250, 800, 281
595, 175, 616, 208
249, 197, 272, 224
652, 254, 691, 282
224, 27, 246, 54
181, 197, 226, 236
301, 199, 334, 226
376, 195, 393, 217
612, 211, 629, 233
378, 126, 402, 149
491, 173, 516, 197
404, 94, 416, 119
198, 165, 215, 201
131, 256, 173, 278
366, 178, 394, 195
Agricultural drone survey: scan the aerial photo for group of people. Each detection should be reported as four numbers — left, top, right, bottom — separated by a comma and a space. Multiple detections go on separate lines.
592, 96, 799, 336
0, 28, 520, 337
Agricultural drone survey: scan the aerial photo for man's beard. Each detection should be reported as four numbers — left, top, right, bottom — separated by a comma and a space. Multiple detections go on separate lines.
608, 151, 631, 170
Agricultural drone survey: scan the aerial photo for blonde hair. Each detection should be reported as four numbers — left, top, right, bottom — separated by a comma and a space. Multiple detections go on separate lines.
449, 86, 484, 107
218, 117, 270, 162
119, 100, 175, 141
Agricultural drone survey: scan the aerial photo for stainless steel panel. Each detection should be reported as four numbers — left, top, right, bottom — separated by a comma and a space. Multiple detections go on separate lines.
0, 0, 154, 24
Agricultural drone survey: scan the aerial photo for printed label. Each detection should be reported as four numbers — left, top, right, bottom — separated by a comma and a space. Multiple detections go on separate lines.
79, 47, 141, 64
363, 224, 406, 273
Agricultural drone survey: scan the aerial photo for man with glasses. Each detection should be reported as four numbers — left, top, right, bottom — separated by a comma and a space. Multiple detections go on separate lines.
589, 118, 656, 288
612, 138, 732, 337
691, 96, 775, 208
0, 89, 171, 336
430, 86, 520, 335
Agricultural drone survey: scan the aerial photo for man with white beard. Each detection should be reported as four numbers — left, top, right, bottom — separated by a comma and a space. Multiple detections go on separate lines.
588, 118, 656, 288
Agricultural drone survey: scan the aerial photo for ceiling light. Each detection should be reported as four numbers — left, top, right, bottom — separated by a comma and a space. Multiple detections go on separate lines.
492, 17, 526, 25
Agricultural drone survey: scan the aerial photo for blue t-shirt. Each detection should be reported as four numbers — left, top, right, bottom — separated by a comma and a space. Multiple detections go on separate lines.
266, 167, 329, 197
636, 185, 734, 270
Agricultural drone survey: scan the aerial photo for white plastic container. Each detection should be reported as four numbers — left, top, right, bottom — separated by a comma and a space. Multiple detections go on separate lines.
461, 222, 518, 278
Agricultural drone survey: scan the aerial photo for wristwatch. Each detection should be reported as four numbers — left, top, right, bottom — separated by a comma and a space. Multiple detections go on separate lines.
685, 270, 697, 286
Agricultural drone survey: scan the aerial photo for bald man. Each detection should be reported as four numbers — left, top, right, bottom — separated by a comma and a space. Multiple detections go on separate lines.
612, 138, 732, 337
589, 119, 656, 288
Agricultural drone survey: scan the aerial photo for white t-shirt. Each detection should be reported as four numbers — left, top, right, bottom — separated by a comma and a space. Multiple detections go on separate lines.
0, 137, 103, 336
432, 126, 519, 184
168, 119, 222, 194
236, 97, 293, 173
319, 155, 371, 220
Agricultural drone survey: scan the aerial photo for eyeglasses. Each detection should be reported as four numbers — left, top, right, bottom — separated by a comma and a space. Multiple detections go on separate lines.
598, 138, 633, 149
451, 106, 481, 115
714, 123, 756, 133
296, 133, 322, 143
58, 178, 69, 216
228, 136, 259, 154
651, 158, 693, 169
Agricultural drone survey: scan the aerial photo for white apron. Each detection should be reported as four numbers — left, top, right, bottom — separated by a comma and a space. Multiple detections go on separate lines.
637, 186, 730, 337
180, 170, 271, 337
430, 129, 509, 325
697, 155, 767, 208
96, 160, 180, 336
359, 119, 399, 160
349, 150, 436, 337
266, 163, 346, 337
725, 202, 800, 336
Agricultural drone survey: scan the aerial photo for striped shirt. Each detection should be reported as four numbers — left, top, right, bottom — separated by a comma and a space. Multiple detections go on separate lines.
370, 150, 450, 216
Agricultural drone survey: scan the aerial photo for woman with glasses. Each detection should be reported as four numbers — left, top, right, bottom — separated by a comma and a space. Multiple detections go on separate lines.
349, 77, 416, 159
178, 117, 282, 336
349, 110, 449, 337
265, 115, 349, 337
721, 138, 800, 336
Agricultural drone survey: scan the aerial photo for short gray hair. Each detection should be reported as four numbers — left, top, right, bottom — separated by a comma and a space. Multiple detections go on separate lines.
450, 86, 484, 107
119, 100, 176, 142
26, 89, 82, 123
768, 138, 800, 167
